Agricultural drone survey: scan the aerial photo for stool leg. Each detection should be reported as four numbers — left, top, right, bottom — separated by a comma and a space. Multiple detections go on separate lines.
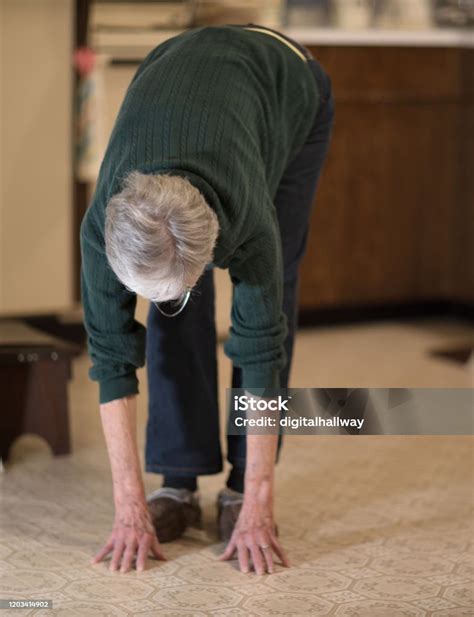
24, 361, 72, 456
0, 360, 72, 462
0, 365, 29, 463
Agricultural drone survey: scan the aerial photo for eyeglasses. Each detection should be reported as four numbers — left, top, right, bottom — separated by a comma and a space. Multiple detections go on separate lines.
153, 288, 191, 317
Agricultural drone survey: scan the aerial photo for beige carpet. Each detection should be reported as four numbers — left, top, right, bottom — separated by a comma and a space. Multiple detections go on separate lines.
1, 318, 473, 616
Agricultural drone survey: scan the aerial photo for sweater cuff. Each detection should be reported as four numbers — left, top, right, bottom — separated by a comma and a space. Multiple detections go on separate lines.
99, 373, 139, 405
241, 367, 281, 397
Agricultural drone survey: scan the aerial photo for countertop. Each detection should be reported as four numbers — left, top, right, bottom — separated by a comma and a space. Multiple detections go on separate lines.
94, 26, 474, 60
286, 26, 474, 47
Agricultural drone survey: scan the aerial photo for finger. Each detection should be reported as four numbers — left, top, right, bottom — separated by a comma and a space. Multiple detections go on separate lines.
120, 539, 138, 573
91, 539, 114, 565
237, 540, 250, 574
257, 531, 275, 573
261, 546, 275, 573
150, 536, 167, 562
218, 538, 237, 561
136, 536, 152, 572
110, 540, 125, 571
270, 534, 290, 568
249, 541, 266, 575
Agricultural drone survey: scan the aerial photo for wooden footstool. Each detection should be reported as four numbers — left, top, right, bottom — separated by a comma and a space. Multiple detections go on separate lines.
0, 320, 81, 464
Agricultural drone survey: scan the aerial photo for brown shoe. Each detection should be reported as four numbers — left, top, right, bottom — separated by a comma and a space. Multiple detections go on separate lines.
146, 487, 201, 543
217, 488, 280, 544
217, 487, 244, 543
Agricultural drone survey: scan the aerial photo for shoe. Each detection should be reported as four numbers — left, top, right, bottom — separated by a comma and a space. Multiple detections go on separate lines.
217, 487, 280, 544
146, 487, 202, 542
216, 487, 244, 543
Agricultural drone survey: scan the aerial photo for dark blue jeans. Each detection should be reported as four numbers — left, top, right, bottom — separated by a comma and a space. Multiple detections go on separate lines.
145, 27, 334, 476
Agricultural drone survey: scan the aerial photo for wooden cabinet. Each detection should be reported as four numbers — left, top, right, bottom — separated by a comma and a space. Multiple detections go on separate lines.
299, 46, 474, 310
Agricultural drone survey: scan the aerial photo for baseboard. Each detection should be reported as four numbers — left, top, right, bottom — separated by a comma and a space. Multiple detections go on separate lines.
298, 299, 474, 328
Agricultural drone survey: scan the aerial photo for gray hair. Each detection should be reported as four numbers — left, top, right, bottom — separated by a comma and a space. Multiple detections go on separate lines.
105, 171, 219, 302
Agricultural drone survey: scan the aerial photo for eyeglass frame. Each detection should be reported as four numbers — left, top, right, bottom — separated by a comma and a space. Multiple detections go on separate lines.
153, 288, 192, 317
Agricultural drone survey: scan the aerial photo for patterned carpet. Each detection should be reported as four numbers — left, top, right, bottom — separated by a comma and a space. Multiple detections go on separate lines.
1, 320, 473, 616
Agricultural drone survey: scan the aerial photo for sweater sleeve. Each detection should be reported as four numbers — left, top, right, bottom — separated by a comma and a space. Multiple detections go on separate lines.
223, 211, 288, 395
80, 205, 147, 404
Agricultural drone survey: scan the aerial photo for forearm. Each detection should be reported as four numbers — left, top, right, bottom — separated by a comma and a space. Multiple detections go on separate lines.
99, 394, 145, 508
244, 434, 278, 502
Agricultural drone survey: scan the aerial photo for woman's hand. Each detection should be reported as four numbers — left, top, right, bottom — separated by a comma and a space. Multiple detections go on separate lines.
92, 497, 166, 573
218, 479, 290, 574
93, 396, 166, 572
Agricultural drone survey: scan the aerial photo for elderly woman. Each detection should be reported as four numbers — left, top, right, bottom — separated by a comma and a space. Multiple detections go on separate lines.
80, 23, 333, 574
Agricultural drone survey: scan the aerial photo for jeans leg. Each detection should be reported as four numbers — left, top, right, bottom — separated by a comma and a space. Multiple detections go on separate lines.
228, 59, 335, 469
277, 60, 334, 386
145, 267, 223, 476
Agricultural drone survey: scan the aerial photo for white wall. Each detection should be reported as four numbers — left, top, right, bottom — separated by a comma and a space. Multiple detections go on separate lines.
0, 0, 74, 316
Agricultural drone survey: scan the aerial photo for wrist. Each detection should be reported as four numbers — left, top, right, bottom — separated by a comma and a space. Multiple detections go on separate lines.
113, 480, 145, 506
245, 466, 274, 487
243, 474, 274, 503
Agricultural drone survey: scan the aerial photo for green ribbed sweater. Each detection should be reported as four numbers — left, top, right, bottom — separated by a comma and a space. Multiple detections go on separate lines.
80, 25, 319, 404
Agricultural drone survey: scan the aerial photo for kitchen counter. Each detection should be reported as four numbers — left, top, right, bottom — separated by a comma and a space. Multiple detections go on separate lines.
297, 41, 473, 313
93, 26, 473, 59
287, 26, 474, 48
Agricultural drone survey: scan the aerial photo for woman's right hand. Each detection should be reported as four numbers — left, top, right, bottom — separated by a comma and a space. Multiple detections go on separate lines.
91, 497, 166, 573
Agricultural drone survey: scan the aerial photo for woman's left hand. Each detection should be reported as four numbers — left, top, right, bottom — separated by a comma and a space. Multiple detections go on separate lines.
218, 482, 290, 574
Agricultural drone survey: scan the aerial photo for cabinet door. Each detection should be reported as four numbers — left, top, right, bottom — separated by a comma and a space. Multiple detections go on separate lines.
0, 0, 73, 315
299, 101, 459, 308
299, 46, 465, 309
